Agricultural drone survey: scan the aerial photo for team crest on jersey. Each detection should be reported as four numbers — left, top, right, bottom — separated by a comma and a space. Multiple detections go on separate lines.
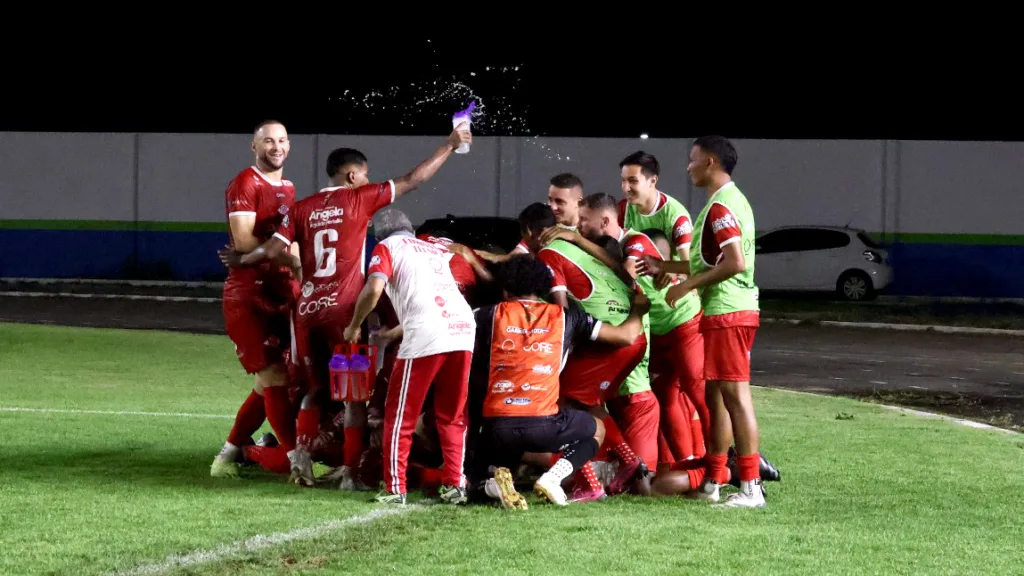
369, 255, 381, 267
278, 204, 289, 215
302, 281, 314, 298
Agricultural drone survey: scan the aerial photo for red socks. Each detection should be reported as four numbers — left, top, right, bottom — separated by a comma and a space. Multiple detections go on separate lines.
343, 426, 364, 469
576, 462, 603, 491
295, 407, 320, 452
737, 453, 760, 483
706, 452, 729, 485
601, 416, 638, 463
227, 390, 266, 447
263, 386, 296, 450
244, 445, 290, 474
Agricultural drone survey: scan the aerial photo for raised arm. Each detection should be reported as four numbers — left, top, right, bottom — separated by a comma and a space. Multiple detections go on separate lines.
391, 123, 473, 198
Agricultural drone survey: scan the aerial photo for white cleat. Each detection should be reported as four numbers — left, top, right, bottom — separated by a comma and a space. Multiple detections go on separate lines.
713, 479, 766, 509
688, 479, 722, 503
534, 473, 569, 506
287, 448, 315, 487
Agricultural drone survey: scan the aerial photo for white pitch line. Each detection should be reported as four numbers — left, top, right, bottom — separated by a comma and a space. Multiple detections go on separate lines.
0, 407, 233, 419
108, 506, 420, 576
0, 291, 221, 303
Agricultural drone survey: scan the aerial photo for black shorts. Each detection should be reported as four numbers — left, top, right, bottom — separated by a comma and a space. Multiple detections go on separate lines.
478, 408, 596, 471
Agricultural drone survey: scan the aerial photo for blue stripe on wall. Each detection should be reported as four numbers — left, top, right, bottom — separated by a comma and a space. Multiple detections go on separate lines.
0, 230, 378, 282
886, 243, 1024, 298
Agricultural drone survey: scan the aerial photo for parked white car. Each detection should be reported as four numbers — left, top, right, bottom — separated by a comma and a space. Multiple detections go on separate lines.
753, 226, 892, 301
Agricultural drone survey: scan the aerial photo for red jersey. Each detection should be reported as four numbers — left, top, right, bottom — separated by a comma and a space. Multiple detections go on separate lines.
223, 166, 297, 301
416, 234, 478, 295
277, 180, 396, 326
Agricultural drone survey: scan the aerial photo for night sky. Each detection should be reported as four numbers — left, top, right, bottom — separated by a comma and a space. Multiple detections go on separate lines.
2, 38, 1018, 142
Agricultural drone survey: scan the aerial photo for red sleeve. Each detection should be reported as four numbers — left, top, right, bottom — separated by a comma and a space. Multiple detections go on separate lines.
623, 233, 662, 261
367, 243, 394, 281
617, 199, 627, 227
358, 180, 397, 217
513, 241, 530, 254
536, 249, 567, 294
708, 202, 742, 248
671, 214, 694, 254
226, 173, 259, 215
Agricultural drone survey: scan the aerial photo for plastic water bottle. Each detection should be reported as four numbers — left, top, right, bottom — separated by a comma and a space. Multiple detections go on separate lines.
452, 101, 475, 154
349, 353, 371, 373
329, 353, 349, 394
329, 353, 349, 372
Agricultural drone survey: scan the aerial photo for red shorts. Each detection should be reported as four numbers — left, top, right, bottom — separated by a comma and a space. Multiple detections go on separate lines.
294, 321, 350, 394
702, 326, 757, 382
650, 313, 704, 384
606, 389, 660, 471
560, 333, 647, 407
223, 297, 291, 374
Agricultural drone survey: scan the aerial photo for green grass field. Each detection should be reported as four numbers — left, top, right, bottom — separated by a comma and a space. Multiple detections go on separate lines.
1, 323, 1022, 575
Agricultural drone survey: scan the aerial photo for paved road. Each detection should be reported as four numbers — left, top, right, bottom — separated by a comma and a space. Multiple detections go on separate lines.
2, 295, 1022, 428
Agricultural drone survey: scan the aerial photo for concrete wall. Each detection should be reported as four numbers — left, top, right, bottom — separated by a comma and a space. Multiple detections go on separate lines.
1, 132, 1022, 296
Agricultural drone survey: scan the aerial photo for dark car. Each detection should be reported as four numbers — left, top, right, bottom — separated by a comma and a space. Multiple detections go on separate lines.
415, 215, 521, 254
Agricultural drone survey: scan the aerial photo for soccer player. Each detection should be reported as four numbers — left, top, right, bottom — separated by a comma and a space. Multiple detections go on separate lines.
543, 193, 704, 472
482, 173, 584, 260
521, 203, 651, 499
211, 120, 300, 479
416, 230, 493, 306
219, 124, 473, 487
666, 135, 765, 508
345, 208, 477, 505
618, 151, 694, 265
580, 194, 709, 458
470, 255, 650, 508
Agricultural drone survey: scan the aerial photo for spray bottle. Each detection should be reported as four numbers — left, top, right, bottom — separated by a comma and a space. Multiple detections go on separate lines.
452, 101, 475, 154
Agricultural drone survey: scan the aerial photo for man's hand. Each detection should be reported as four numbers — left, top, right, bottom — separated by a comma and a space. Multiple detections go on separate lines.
666, 279, 696, 308
654, 271, 676, 290
448, 122, 472, 150
623, 258, 639, 279
539, 226, 577, 246
631, 291, 652, 315
637, 255, 663, 277
218, 245, 244, 269
447, 242, 473, 258
343, 324, 361, 344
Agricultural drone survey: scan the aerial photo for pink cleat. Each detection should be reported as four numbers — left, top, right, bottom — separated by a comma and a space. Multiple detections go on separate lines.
568, 483, 607, 503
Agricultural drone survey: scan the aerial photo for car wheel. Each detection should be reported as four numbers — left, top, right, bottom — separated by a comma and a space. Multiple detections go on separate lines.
837, 270, 875, 301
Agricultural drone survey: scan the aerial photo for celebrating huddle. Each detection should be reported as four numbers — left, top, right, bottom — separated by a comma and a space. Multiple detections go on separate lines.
211, 119, 780, 511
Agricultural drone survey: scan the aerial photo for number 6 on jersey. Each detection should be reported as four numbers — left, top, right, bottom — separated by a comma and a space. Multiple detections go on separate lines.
314, 228, 338, 278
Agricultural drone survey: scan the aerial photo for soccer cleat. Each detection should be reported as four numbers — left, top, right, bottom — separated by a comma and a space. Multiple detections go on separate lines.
567, 483, 607, 504
438, 484, 468, 504
607, 457, 648, 495
255, 433, 278, 448
337, 465, 376, 492
534, 473, 569, 506
487, 468, 529, 510
727, 447, 781, 483
688, 479, 721, 503
713, 478, 766, 509
210, 444, 240, 478
287, 448, 315, 487
374, 490, 407, 505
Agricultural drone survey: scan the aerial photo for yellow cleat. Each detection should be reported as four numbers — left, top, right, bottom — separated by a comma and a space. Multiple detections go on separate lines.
210, 458, 240, 479
494, 467, 529, 510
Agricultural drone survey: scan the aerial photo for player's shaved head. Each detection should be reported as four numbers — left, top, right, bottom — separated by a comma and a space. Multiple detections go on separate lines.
253, 119, 286, 140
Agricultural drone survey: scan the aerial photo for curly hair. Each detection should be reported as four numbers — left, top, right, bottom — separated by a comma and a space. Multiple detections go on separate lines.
496, 254, 553, 298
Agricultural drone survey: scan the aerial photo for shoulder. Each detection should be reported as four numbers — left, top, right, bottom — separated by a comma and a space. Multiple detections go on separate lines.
358, 181, 394, 196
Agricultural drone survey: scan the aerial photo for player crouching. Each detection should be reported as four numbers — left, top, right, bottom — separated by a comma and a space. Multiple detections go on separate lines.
467, 254, 650, 508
